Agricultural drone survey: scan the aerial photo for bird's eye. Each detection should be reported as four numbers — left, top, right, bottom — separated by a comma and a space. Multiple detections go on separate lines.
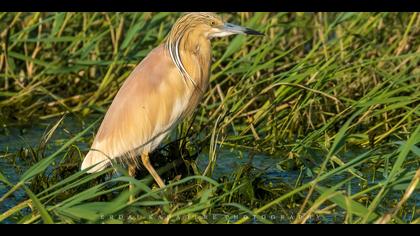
210, 21, 215, 26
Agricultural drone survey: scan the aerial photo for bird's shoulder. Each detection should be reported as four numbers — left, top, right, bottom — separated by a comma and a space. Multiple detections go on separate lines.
91, 44, 186, 150
123, 44, 177, 88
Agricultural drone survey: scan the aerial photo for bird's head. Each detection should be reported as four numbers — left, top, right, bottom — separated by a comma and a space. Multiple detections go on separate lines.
164, 13, 263, 83
170, 12, 263, 40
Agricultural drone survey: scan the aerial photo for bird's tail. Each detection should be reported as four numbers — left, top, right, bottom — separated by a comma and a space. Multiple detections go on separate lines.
81, 150, 110, 173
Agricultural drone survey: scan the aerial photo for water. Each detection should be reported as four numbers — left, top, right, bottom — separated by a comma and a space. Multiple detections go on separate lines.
0, 117, 305, 223
1, 117, 418, 223
0, 116, 95, 218
196, 149, 300, 184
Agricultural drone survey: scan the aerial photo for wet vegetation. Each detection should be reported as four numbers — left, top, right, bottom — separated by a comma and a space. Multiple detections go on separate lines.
0, 12, 419, 224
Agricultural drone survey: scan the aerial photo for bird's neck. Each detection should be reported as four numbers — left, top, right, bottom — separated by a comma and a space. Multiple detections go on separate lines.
165, 29, 212, 92
181, 32, 212, 75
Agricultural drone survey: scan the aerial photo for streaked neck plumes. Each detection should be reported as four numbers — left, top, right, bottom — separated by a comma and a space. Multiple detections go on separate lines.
164, 13, 221, 93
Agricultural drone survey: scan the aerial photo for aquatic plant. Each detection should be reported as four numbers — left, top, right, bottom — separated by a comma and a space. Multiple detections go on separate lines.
0, 12, 419, 224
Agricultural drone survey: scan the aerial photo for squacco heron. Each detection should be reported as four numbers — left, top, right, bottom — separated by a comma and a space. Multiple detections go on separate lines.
81, 12, 263, 188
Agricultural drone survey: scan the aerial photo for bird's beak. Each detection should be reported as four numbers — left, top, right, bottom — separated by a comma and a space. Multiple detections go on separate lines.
222, 23, 264, 36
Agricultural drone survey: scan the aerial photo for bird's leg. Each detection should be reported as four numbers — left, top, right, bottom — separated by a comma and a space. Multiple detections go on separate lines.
128, 163, 137, 177
141, 152, 166, 188
128, 163, 137, 203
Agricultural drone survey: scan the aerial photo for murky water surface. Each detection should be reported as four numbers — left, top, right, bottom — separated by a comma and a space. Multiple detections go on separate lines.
1, 117, 418, 223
